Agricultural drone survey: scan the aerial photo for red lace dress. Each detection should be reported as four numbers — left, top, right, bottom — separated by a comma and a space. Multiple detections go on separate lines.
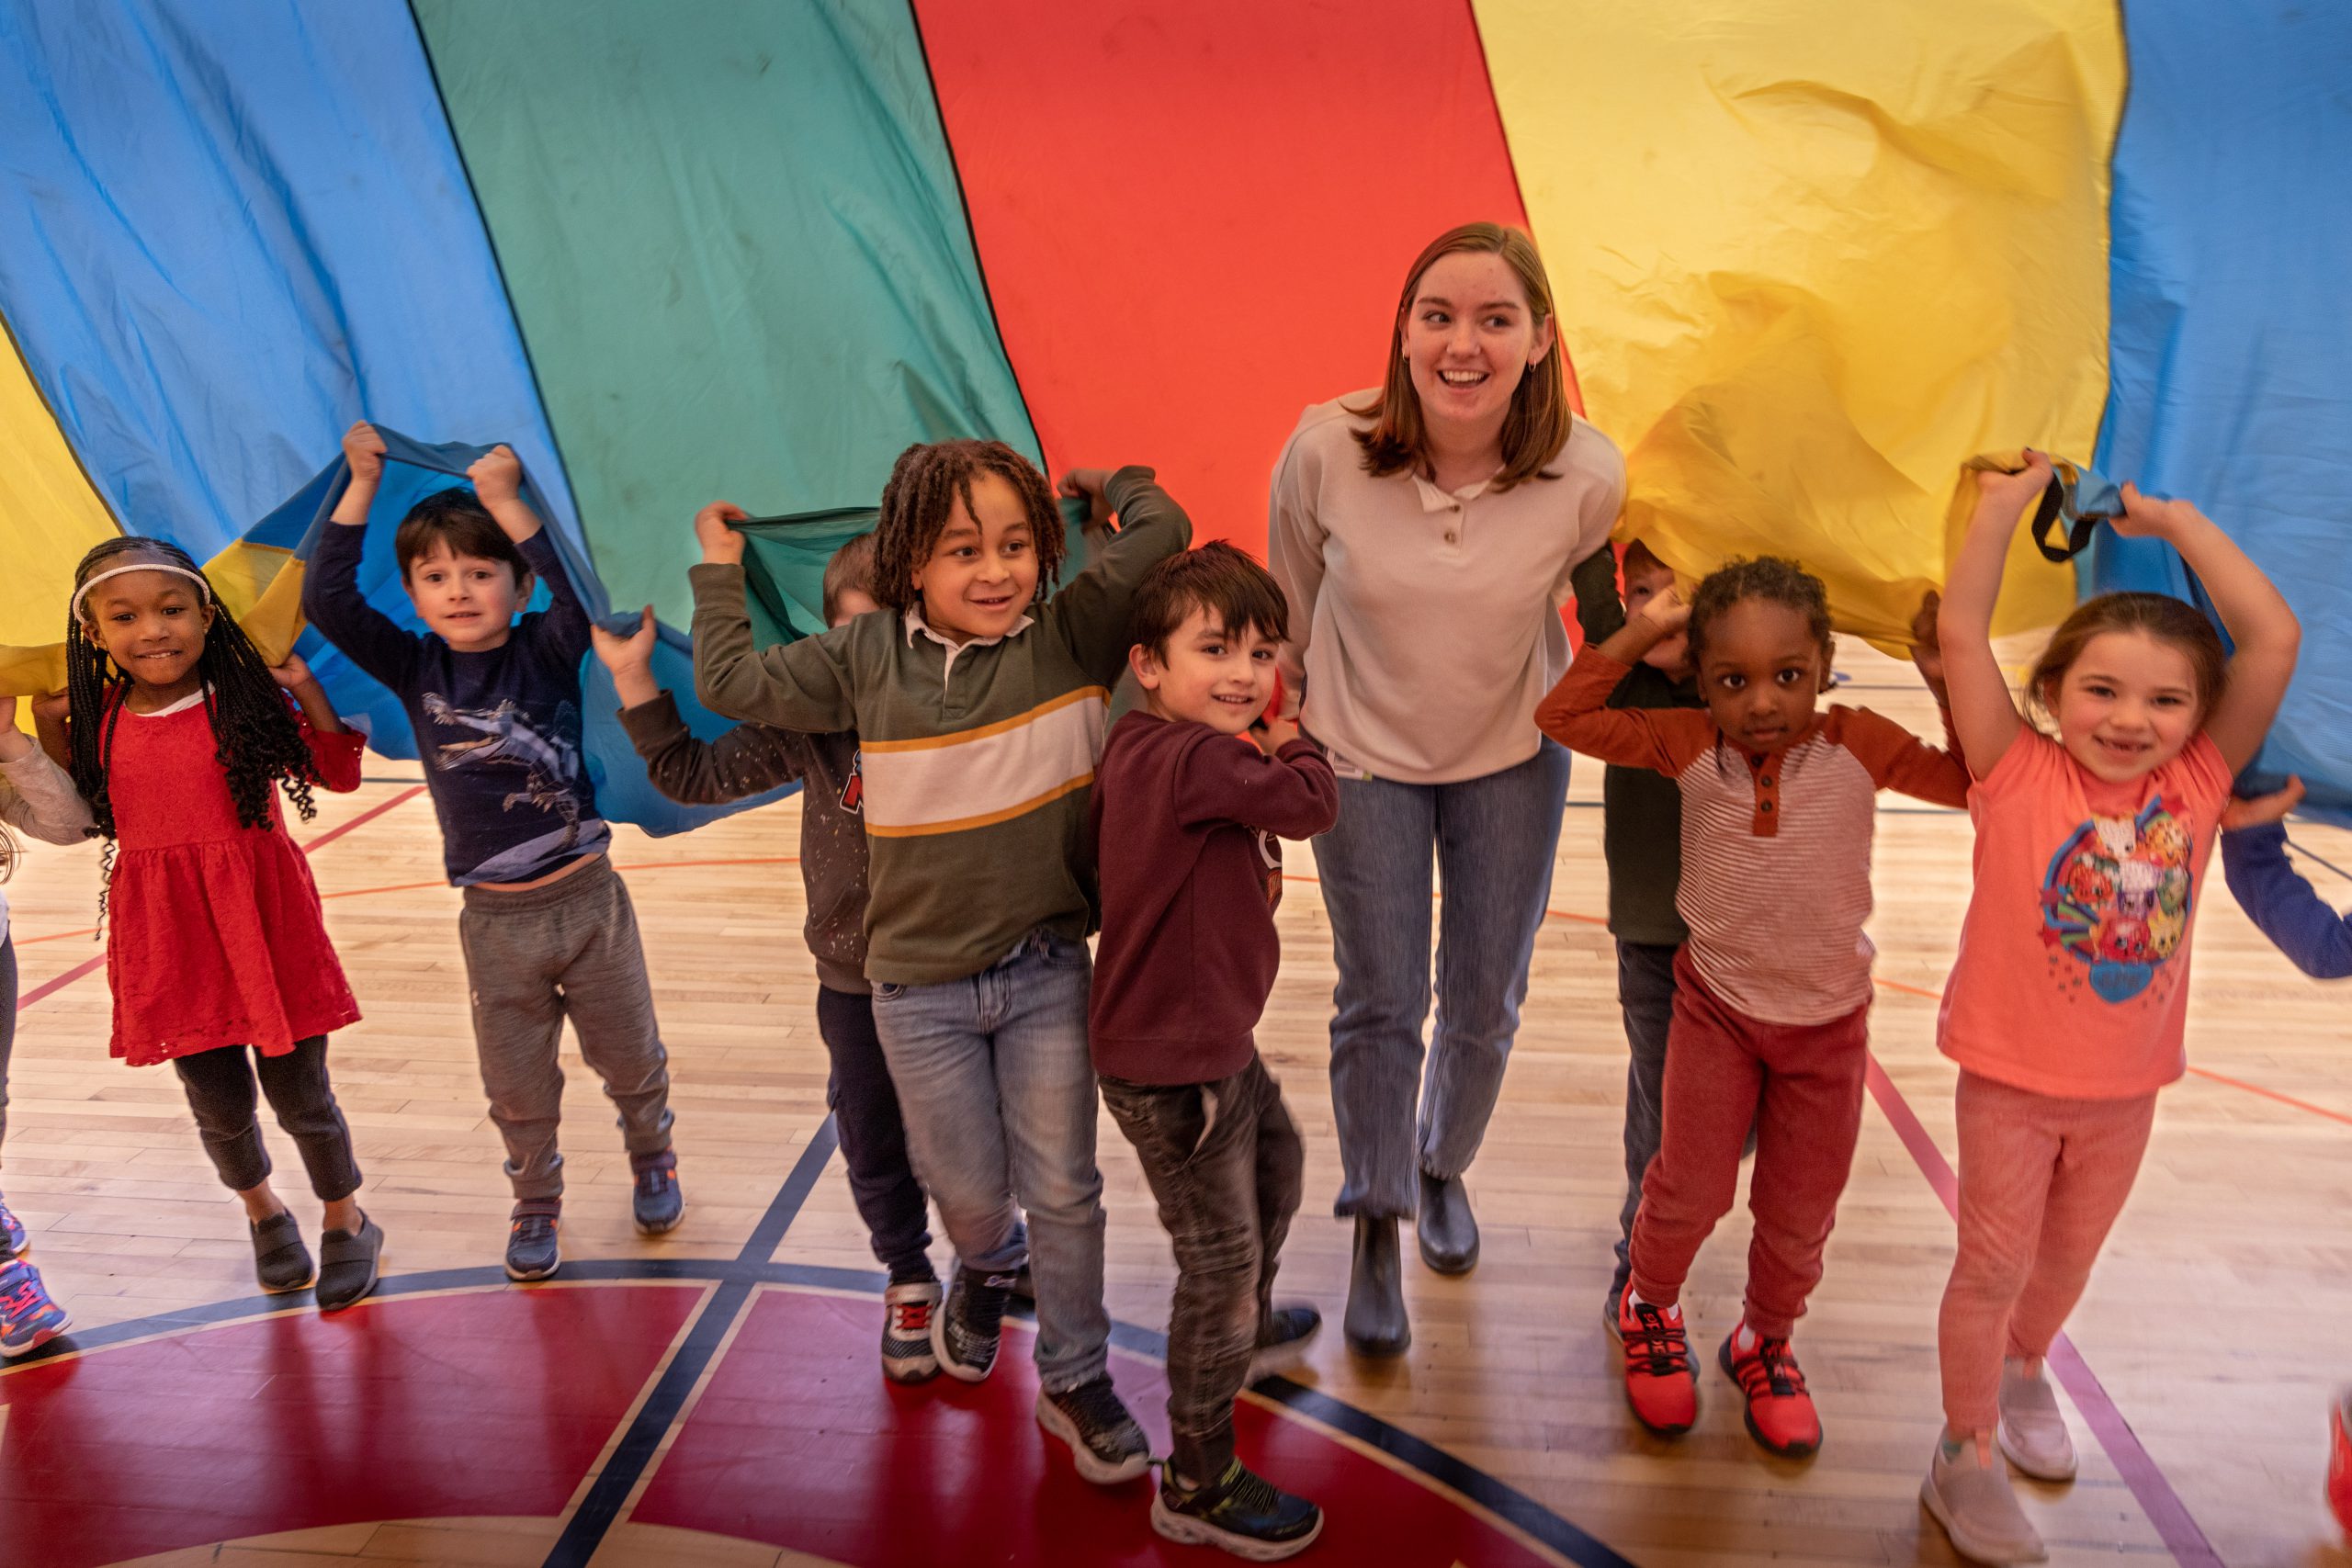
101, 694, 365, 1066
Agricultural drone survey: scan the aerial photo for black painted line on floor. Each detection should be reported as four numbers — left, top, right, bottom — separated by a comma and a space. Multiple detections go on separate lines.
738, 1113, 840, 1264
10, 1254, 1634, 1568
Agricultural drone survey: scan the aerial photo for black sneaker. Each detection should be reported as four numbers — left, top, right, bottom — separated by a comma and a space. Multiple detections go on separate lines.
315, 1213, 384, 1313
505, 1201, 562, 1281
250, 1211, 315, 1293
629, 1147, 684, 1235
1035, 1375, 1150, 1484
1246, 1304, 1323, 1383
931, 1263, 1013, 1382
1152, 1456, 1324, 1560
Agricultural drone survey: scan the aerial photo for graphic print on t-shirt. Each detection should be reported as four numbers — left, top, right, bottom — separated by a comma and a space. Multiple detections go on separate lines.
2038, 794, 2195, 1004
421, 692, 588, 852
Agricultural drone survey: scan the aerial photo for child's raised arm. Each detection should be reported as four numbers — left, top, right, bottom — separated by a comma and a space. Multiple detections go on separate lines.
304, 422, 419, 689
2221, 779, 2352, 979
2110, 486, 2301, 773
1047, 466, 1193, 688
1937, 457, 2052, 777
329, 421, 387, 527
687, 502, 857, 733
1533, 591, 1713, 774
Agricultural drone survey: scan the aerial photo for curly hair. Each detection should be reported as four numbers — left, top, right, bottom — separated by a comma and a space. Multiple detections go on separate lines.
2024, 591, 2228, 729
1686, 556, 1834, 669
870, 440, 1065, 615
66, 538, 324, 872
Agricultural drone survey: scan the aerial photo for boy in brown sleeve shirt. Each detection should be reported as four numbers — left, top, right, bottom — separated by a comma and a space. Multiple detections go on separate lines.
1090, 544, 1338, 1560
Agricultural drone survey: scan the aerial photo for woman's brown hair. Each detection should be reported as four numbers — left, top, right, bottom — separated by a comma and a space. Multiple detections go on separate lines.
1351, 221, 1573, 492
2023, 592, 2229, 728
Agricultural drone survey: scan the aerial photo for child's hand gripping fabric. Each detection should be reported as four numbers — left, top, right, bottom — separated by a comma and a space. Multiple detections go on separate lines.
591, 607, 663, 710
694, 501, 750, 567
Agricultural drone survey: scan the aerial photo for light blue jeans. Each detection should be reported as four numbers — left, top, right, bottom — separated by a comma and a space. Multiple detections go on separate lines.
1316, 739, 1572, 1218
872, 928, 1108, 1393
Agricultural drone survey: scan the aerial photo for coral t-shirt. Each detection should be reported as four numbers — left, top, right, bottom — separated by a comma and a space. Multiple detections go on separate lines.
1939, 728, 2233, 1099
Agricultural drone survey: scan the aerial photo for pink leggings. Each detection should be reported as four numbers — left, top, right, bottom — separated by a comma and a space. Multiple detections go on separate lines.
1938, 1070, 2157, 1432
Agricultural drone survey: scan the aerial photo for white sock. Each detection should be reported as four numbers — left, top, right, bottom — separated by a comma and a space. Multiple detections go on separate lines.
1625, 1288, 1679, 1320
1733, 1320, 1761, 1355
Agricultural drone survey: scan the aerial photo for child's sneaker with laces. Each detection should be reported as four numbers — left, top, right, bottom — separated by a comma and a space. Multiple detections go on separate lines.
1720, 1324, 1822, 1457
1922, 1433, 2047, 1564
0, 1197, 29, 1262
0, 1259, 68, 1358
880, 1278, 942, 1383
505, 1200, 562, 1281
629, 1147, 684, 1235
1996, 1359, 2075, 1481
1618, 1290, 1697, 1435
2327, 1390, 2350, 1542
1035, 1375, 1150, 1484
932, 1263, 1014, 1382
1245, 1304, 1323, 1384
1152, 1456, 1325, 1560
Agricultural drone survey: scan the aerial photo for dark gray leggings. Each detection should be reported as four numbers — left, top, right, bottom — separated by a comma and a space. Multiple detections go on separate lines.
1, 932, 17, 1159
171, 1036, 362, 1201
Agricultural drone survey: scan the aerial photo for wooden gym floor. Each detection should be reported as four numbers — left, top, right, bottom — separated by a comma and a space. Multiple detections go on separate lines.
2, 646, 2347, 1567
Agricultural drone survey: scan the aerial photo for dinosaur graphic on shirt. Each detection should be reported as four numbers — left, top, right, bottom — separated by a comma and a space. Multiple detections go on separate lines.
420, 693, 586, 847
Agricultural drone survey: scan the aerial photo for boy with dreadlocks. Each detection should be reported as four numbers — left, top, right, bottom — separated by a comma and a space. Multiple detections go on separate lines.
692, 441, 1190, 1487
62, 537, 384, 1312
302, 424, 682, 1283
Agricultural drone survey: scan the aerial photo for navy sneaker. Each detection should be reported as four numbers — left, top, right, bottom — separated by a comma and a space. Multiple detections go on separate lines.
1246, 1304, 1323, 1383
1153, 1457, 1325, 1560
629, 1147, 684, 1235
0, 1197, 28, 1261
250, 1211, 316, 1294
1035, 1375, 1150, 1485
932, 1263, 1014, 1382
505, 1201, 562, 1281
0, 1259, 69, 1358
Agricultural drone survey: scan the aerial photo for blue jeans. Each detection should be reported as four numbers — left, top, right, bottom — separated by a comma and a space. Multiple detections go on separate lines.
1316, 739, 1572, 1218
872, 929, 1109, 1392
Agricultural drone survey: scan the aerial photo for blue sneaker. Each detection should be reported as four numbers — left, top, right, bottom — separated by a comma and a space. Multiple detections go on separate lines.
0, 1198, 28, 1262
505, 1201, 562, 1281
0, 1259, 69, 1358
629, 1148, 684, 1235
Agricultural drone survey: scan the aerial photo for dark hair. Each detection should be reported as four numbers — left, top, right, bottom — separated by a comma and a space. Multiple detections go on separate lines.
395, 487, 530, 585
1686, 556, 1833, 669
1620, 537, 1671, 581
821, 532, 880, 625
1129, 542, 1289, 660
2024, 592, 2228, 728
1351, 221, 1573, 492
66, 537, 325, 922
872, 440, 1065, 615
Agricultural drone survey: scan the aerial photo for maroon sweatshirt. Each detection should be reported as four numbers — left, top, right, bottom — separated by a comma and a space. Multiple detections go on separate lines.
1089, 710, 1340, 1085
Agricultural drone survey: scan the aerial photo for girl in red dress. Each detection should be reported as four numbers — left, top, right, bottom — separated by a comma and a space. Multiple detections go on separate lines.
63, 537, 384, 1311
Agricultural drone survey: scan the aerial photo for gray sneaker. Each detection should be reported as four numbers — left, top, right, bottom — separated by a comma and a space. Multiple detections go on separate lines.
1035, 1376, 1149, 1485
1997, 1360, 2077, 1481
1922, 1437, 2047, 1564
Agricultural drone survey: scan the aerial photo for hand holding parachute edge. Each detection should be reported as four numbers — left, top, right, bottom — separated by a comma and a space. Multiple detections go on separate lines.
590, 605, 660, 677
694, 501, 750, 566
2222, 774, 2304, 831
341, 422, 387, 484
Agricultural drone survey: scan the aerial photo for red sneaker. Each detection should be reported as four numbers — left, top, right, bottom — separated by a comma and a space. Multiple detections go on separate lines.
1618, 1292, 1697, 1435
1720, 1327, 1822, 1457
2328, 1390, 2351, 1542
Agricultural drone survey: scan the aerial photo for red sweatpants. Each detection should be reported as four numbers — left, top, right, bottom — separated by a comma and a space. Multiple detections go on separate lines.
1938, 1069, 2156, 1432
1628, 949, 1871, 1340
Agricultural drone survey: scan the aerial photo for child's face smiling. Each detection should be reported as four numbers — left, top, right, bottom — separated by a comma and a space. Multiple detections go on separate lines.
1697, 598, 1830, 755
2048, 629, 2204, 784
910, 471, 1039, 644
1131, 606, 1279, 736
82, 560, 215, 705
404, 543, 529, 652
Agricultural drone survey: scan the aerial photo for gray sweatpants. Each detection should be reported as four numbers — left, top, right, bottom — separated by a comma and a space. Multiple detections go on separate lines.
458, 856, 674, 1201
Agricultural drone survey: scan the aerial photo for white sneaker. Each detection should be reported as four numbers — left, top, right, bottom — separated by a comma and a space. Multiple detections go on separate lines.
880, 1280, 942, 1383
1922, 1436, 2047, 1564
1997, 1359, 2077, 1481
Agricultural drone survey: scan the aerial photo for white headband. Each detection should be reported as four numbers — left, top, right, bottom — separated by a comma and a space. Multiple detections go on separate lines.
70, 561, 213, 620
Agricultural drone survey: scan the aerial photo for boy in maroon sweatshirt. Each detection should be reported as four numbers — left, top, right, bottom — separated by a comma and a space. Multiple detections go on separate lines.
1090, 543, 1340, 1561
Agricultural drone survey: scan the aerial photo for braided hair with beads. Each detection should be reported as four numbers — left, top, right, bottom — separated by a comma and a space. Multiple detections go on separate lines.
65, 538, 326, 869
870, 439, 1066, 614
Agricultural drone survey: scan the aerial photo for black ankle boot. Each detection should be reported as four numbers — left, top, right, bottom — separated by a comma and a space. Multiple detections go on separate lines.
1344, 1215, 1410, 1358
1416, 1168, 1479, 1276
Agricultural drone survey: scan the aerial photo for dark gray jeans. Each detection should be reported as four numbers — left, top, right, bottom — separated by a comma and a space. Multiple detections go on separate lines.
1100, 1052, 1304, 1483
1612, 939, 1679, 1292
172, 1036, 362, 1200
458, 857, 674, 1201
